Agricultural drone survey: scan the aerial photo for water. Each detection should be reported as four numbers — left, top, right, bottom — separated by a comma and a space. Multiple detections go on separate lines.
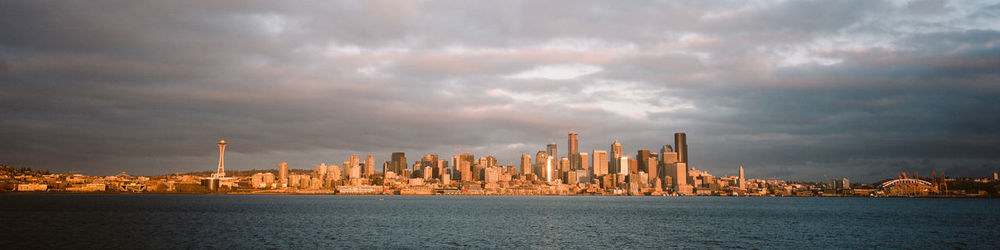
0, 194, 997, 249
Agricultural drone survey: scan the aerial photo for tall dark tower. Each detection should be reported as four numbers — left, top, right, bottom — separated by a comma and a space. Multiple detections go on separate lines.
391, 152, 406, 174
674, 133, 688, 163
568, 133, 579, 170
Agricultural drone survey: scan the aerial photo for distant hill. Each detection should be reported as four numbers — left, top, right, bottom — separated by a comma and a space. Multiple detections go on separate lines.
0, 164, 50, 176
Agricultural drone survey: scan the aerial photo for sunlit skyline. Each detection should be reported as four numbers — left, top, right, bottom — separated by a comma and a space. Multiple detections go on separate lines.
1, 1, 998, 182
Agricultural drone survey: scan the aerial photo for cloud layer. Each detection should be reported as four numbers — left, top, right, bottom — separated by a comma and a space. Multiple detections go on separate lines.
1, 0, 998, 181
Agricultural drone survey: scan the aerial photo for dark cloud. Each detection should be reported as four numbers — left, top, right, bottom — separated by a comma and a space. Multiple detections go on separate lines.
1, 0, 998, 182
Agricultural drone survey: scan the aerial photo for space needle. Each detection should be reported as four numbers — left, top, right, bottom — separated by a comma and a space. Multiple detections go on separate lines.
214, 139, 227, 178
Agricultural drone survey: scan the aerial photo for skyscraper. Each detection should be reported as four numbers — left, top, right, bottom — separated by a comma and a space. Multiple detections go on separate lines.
546, 143, 558, 163
579, 152, 589, 171
559, 157, 570, 174
349, 154, 360, 170
610, 140, 622, 173
520, 154, 531, 176
592, 150, 608, 177
391, 152, 406, 174
422, 154, 439, 177
279, 162, 289, 187
738, 165, 745, 189
618, 156, 630, 176
568, 133, 578, 156
215, 139, 227, 178
636, 150, 651, 175
534, 151, 548, 180
459, 153, 474, 182
660, 145, 677, 164
545, 155, 555, 182
364, 154, 375, 177
568, 133, 579, 170
675, 133, 688, 163
610, 140, 622, 158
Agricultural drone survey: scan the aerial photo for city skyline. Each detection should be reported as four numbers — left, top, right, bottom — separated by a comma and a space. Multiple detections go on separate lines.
1, 1, 998, 182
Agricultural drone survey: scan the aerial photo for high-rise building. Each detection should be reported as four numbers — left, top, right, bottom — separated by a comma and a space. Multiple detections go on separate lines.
349, 154, 360, 170
391, 152, 406, 174
579, 152, 589, 171
665, 162, 690, 194
568, 133, 580, 170
534, 151, 547, 179
610, 140, 622, 158
520, 154, 532, 176
592, 150, 608, 177
674, 133, 688, 163
422, 154, 440, 178
660, 145, 678, 164
328, 165, 342, 181
279, 162, 289, 187
484, 167, 501, 184
451, 155, 460, 180
738, 165, 745, 189
618, 156, 630, 176
646, 156, 658, 184
545, 156, 555, 182
636, 150, 651, 175
568, 133, 578, 156
610, 140, 623, 173
315, 163, 328, 181
546, 143, 558, 163
629, 157, 638, 175
364, 155, 375, 177
458, 153, 474, 182
349, 165, 361, 179
559, 157, 570, 174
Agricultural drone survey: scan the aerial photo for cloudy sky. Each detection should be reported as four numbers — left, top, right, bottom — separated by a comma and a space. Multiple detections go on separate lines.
1, 0, 998, 181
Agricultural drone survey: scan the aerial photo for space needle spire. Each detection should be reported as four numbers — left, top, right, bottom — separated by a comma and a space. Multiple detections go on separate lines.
216, 139, 227, 178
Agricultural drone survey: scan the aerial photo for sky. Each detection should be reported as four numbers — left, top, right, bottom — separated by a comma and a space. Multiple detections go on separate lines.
1, 0, 998, 182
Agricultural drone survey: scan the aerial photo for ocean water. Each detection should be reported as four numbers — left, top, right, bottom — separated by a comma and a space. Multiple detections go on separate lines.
0, 194, 997, 249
